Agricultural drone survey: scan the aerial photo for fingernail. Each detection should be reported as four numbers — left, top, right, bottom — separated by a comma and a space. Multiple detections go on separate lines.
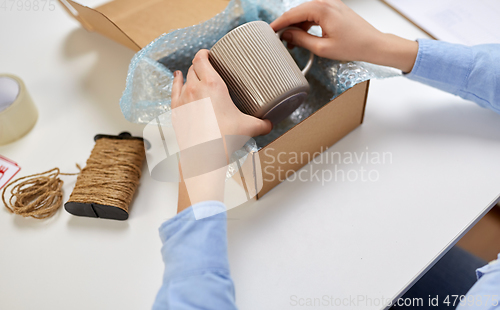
174, 70, 180, 77
282, 31, 293, 42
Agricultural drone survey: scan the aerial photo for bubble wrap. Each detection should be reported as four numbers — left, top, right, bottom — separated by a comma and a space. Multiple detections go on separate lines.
120, 0, 399, 128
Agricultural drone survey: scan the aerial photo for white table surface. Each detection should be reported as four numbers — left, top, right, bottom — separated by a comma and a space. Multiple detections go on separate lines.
1, 1, 499, 309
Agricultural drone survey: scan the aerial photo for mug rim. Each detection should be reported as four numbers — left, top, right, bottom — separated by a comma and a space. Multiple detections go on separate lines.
211, 20, 270, 51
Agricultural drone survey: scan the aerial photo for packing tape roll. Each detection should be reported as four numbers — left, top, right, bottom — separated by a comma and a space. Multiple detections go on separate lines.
0, 74, 38, 145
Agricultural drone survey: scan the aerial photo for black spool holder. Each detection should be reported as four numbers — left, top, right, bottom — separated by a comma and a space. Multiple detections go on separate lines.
64, 132, 148, 221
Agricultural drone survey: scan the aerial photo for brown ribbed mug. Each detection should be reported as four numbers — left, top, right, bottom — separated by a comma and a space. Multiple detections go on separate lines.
209, 21, 314, 124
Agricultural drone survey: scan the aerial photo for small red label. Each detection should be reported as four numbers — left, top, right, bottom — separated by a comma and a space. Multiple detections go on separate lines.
0, 155, 21, 189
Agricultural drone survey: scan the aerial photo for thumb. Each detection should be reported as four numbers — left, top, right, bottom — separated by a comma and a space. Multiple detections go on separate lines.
242, 115, 273, 137
282, 29, 327, 57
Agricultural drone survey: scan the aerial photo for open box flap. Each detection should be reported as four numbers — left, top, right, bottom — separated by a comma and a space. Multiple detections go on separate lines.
59, 0, 231, 51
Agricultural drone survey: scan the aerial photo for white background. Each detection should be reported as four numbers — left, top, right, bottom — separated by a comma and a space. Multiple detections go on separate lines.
0, 0, 500, 309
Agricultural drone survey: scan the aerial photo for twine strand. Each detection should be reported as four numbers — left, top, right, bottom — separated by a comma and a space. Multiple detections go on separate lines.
2, 166, 80, 219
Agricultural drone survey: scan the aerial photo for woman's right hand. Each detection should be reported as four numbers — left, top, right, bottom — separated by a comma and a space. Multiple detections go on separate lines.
270, 0, 418, 73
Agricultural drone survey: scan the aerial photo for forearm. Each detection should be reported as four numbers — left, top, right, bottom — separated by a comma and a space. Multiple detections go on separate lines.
404, 39, 500, 113
161, 47, 269, 310
364, 34, 500, 112
154, 202, 237, 310
177, 161, 225, 214
177, 174, 192, 214
363, 33, 419, 73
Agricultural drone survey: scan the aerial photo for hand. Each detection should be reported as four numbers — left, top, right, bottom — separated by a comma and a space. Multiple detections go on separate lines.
171, 49, 272, 212
171, 50, 272, 151
270, 0, 418, 73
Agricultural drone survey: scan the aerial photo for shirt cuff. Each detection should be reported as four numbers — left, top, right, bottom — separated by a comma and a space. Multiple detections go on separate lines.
476, 253, 500, 279
158, 201, 229, 280
404, 39, 474, 96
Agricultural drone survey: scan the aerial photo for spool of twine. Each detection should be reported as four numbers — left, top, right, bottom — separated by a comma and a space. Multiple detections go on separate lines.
65, 137, 146, 220
2, 133, 146, 220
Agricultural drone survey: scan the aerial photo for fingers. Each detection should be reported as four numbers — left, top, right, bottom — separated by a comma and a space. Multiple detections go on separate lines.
171, 70, 184, 105
270, 2, 324, 31
242, 115, 273, 137
259, 119, 273, 136
281, 28, 327, 57
186, 65, 200, 84
298, 21, 318, 32
180, 66, 200, 101
192, 49, 220, 82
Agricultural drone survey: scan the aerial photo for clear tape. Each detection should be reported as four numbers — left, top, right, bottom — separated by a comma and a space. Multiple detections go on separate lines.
0, 74, 38, 145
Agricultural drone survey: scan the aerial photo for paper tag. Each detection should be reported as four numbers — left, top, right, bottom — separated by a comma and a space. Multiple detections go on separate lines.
0, 155, 21, 189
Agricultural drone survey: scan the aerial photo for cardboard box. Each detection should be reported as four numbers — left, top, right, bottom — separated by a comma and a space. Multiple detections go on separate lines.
58, 0, 230, 51
236, 80, 369, 199
60, 0, 370, 199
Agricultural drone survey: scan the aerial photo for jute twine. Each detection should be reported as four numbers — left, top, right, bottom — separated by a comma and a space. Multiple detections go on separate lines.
2, 167, 80, 219
2, 137, 145, 219
66, 138, 145, 213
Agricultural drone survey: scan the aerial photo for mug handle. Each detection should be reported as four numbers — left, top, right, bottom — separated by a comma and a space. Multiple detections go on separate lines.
276, 27, 314, 76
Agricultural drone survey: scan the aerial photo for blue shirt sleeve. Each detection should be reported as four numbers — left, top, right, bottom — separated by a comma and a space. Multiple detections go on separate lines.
152, 201, 237, 310
405, 39, 500, 114
456, 254, 500, 310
